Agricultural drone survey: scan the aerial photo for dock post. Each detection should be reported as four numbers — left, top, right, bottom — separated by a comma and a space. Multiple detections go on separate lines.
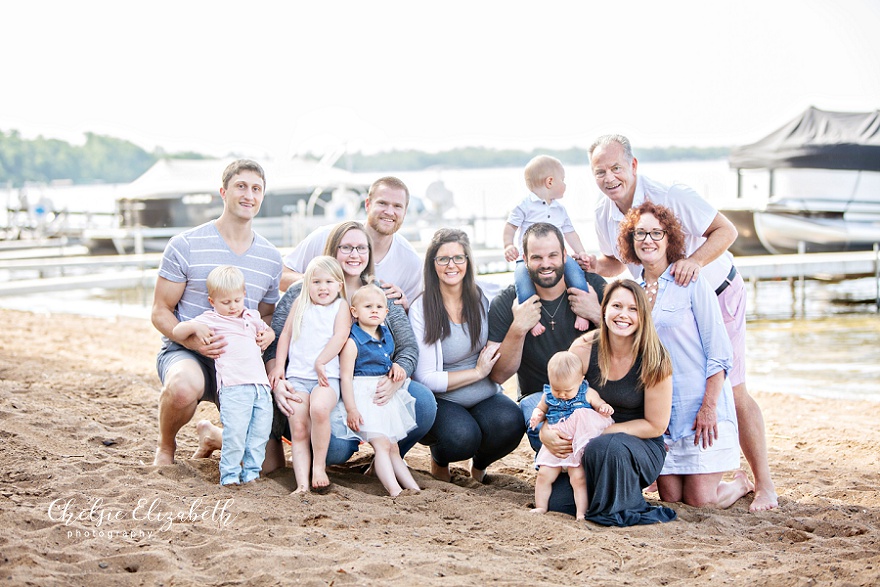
798, 241, 806, 316
874, 242, 879, 313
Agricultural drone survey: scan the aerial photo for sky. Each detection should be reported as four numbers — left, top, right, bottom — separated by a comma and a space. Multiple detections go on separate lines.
3, 0, 878, 161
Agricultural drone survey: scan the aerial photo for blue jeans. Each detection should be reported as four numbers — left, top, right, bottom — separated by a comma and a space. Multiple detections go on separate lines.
219, 384, 273, 485
420, 393, 526, 470
325, 379, 437, 465
514, 257, 589, 304
519, 392, 544, 453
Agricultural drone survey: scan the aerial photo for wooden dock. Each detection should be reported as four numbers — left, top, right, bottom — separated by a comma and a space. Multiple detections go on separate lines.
0, 246, 877, 310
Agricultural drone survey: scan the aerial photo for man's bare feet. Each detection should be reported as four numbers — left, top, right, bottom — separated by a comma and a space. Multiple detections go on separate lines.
643, 481, 658, 494
430, 461, 452, 482
153, 445, 176, 466
750, 483, 778, 512
192, 420, 223, 459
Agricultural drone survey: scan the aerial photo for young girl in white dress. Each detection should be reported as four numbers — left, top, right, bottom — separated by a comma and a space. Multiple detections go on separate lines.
529, 351, 615, 520
269, 256, 351, 493
335, 284, 419, 496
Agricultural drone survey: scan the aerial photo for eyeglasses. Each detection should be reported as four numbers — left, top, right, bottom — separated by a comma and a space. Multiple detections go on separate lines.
633, 229, 667, 242
338, 244, 369, 254
434, 254, 468, 266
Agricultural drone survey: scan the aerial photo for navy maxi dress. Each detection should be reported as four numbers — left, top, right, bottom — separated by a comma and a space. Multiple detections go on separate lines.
547, 344, 676, 526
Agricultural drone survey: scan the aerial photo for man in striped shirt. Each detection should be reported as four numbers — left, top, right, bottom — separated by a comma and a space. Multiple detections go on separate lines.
151, 159, 283, 465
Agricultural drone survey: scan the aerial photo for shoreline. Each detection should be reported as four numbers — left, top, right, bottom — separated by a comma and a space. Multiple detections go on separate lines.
1, 308, 879, 585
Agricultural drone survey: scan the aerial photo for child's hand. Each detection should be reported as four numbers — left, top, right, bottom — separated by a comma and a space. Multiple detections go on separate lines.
272, 379, 302, 418
529, 408, 546, 430
192, 324, 213, 346
346, 409, 363, 432
503, 244, 520, 263
575, 253, 597, 273
315, 362, 328, 388
389, 363, 405, 382
596, 403, 614, 417
268, 367, 285, 390
256, 327, 275, 351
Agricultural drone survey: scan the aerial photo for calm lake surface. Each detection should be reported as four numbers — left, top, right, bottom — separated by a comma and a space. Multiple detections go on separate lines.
2, 161, 878, 402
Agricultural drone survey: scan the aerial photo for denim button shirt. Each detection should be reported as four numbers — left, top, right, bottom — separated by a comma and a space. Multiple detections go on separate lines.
645, 267, 736, 441
350, 323, 395, 376
543, 380, 592, 425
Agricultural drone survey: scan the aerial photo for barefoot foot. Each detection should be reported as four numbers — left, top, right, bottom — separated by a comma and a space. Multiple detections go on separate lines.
530, 507, 547, 514
430, 461, 452, 482
750, 484, 778, 512
192, 420, 223, 459
573, 316, 590, 332
530, 323, 546, 337
153, 445, 176, 466
312, 468, 330, 489
470, 464, 488, 484
291, 485, 309, 495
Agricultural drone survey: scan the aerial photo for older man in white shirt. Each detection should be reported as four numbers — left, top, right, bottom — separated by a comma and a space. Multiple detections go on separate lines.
586, 134, 777, 512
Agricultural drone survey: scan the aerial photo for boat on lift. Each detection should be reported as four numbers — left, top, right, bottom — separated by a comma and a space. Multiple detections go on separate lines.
721, 107, 880, 255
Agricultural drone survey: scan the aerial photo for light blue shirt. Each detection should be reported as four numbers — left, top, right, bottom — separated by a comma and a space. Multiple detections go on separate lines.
646, 267, 737, 441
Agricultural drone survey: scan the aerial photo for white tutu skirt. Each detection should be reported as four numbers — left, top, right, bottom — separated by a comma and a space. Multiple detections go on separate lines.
331, 376, 417, 443
535, 409, 614, 468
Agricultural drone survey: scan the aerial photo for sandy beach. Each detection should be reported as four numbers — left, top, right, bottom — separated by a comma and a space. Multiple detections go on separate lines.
0, 307, 878, 586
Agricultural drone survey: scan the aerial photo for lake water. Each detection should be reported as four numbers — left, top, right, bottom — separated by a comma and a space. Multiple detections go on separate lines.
2, 160, 879, 402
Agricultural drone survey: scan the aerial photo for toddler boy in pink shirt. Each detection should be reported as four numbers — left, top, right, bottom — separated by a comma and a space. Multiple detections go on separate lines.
172, 265, 275, 485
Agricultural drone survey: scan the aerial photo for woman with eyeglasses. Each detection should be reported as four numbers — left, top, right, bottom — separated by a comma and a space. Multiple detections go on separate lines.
618, 202, 753, 508
410, 228, 526, 482
261, 221, 437, 473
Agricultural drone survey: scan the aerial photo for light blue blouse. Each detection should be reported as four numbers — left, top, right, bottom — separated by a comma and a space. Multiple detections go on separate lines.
646, 266, 737, 442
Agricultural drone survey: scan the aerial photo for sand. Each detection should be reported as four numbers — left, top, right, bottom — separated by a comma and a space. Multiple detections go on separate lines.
0, 308, 878, 586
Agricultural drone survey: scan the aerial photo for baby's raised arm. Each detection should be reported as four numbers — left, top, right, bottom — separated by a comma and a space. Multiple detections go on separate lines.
586, 386, 614, 417
502, 223, 520, 262
564, 230, 587, 257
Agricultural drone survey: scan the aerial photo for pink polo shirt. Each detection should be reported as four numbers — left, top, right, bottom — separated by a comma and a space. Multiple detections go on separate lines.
190, 309, 271, 388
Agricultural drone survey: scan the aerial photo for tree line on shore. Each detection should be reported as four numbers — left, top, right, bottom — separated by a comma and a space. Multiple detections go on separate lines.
0, 130, 207, 188
0, 129, 730, 187
339, 145, 731, 172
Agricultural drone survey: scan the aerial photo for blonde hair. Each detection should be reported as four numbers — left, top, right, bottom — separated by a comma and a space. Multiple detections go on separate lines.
289, 256, 346, 340
524, 155, 563, 192
206, 265, 246, 298
597, 280, 672, 389
351, 283, 386, 307
548, 351, 583, 385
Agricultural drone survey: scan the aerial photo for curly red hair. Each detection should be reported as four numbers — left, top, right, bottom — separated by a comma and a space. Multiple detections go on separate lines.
617, 201, 687, 265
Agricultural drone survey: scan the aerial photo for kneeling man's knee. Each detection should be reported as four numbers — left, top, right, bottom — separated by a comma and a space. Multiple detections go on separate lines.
161, 364, 205, 408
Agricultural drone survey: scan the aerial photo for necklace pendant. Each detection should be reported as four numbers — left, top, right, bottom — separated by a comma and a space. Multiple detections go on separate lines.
550, 319, 555, 330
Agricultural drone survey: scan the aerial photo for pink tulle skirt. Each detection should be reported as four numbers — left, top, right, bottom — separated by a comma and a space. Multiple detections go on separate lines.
535, 409, 614, 468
